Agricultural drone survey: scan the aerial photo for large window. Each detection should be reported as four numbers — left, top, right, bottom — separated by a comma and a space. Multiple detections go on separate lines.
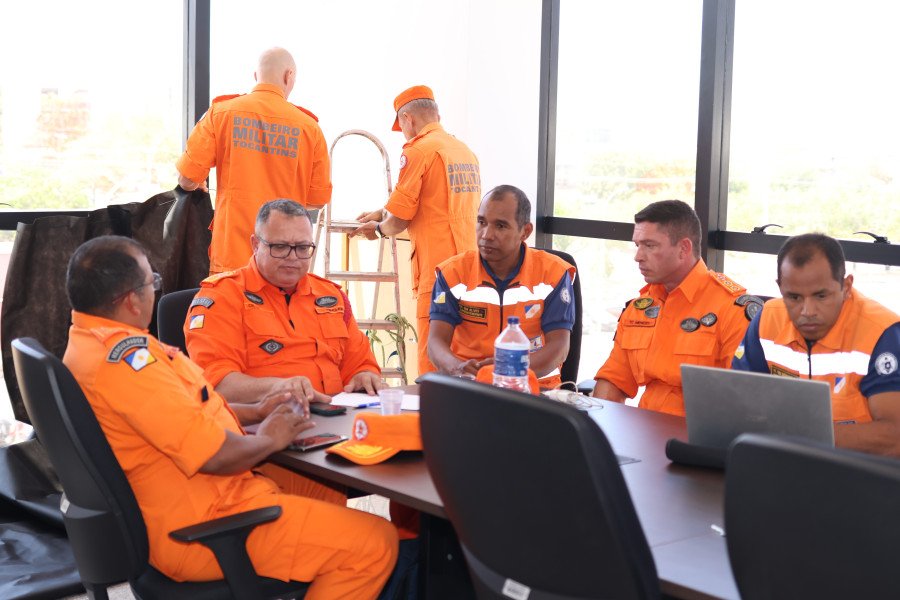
0, 1, 184, 217
553, 0, 703, 224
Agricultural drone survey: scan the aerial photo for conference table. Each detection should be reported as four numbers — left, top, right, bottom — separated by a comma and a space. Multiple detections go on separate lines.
270, 392, 740, 600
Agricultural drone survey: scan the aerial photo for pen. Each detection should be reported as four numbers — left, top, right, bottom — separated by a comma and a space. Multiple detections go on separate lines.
356, 402, 381, 409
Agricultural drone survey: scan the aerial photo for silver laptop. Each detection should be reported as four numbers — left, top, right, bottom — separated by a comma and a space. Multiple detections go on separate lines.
681, 364, 834, 449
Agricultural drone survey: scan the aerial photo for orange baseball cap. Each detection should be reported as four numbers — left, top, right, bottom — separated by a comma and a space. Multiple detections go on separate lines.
475, 365, 541, 394
391, 85, 434, 131
326, 413, 422, 465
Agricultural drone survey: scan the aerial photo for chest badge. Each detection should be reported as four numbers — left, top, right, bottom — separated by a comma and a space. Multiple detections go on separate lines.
680, 317, 700, 332
644, 305, 660, 319
700, 312, 717, 327
244, 292, 264, 305
744, 302, 762, 322
633, 297, 653, 310
315, 295, 338, 308
259, 339, 284, 355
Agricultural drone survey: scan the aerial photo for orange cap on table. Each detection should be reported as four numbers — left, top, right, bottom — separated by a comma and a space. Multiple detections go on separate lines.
327, 413, 422, 465
475, 365, 541, 394
391, 85, 434, 131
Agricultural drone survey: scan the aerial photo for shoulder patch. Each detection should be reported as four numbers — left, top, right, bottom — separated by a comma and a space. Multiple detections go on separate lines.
190, 296, 215, 309
107, 336, 149, 363
710, 272, 745, 295
293, 104, 319, 121
212, 93, 242, 104
123, 348, 157, 372
201, 270, 239, 287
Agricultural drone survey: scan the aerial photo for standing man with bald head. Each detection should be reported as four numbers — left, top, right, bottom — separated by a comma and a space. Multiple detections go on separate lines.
352, 85, 481, 374
177, 47, 332, 274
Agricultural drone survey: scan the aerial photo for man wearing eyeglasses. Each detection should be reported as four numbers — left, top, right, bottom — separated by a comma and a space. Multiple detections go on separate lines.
185, 199, 383, 406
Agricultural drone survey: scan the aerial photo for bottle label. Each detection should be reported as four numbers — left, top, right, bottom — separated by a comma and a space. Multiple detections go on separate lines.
494, 347, 529, 377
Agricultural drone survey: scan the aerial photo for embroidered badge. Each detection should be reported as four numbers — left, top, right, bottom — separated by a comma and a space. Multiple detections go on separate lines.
680, 318, 700, 332
244, 292, 264, 305
644, 305, 660, 319
189, 314, 205, 330
123, 348, 156, 372
354, 418, 369, 440
875, 352, 898, 376
734, 344, 745, 360
190, 296, 215, 309
459, 304, 487, 320
744, 302, 762, 322
700, 312, 718, 327
633, 297, 653, 310
561, 288, 571, 304
529, 336, 544, 351
525, 304, 541, 319
106, 336, 149, 363
834, 376, 846, 394
712, 272, 743, 294
435, 292, 446, 304
315, 295, 338, 308
734, 294, 763, 307
399, 153, 408, 169
259, 339, 284, 355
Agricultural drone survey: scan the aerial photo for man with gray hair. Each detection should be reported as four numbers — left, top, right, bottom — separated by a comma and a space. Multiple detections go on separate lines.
352, 85, 481, 375
427, 185, 576, 388
176, 47, 332, 274
185, 199, 382, 409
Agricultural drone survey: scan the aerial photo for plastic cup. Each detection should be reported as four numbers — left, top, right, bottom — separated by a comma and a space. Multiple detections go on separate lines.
378, 388, 404, 416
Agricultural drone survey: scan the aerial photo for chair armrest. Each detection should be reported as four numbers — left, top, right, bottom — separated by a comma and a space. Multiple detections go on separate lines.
169, 505, 281, 543
169, 505, 282, 600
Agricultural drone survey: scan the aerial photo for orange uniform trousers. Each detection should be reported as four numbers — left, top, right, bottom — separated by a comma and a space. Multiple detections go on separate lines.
64, 311, 396, 599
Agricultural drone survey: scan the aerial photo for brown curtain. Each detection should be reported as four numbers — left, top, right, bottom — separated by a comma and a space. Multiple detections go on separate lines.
1, 188, 213, 423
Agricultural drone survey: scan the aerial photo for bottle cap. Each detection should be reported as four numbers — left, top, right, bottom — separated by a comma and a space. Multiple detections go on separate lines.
507, 316, 520, 325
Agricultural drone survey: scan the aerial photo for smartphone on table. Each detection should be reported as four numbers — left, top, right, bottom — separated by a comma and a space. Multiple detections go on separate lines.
309, 402, 347, 417
289, 433, 348, 452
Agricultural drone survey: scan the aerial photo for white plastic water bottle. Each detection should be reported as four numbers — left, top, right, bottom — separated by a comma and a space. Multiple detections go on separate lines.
493, 316, 530, 391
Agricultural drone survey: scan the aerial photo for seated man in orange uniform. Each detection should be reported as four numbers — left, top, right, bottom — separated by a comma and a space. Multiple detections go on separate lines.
428, 185, 576, 388
592, 200, 753, 416
63, 236, 397, 598
176, 47, 332, 274
732, 233, 900, 456
184, 199, 384, 405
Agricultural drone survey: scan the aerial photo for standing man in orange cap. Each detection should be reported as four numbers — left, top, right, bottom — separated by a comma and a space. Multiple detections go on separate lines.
352, 85, 481, 375
176, 47, 332, 274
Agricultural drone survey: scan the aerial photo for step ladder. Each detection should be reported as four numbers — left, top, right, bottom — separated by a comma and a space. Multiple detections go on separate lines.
313, 130, 408, 384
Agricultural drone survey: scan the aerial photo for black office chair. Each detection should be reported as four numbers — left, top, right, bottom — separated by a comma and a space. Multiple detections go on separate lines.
725, 433, 900, 600
156, 287, 200, 353
11, 337, 309, 600
542, 248, 582, 391
420, 374, 660, 599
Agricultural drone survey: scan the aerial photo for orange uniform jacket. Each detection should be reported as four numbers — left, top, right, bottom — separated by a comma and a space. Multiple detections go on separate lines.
176, 83, 332, 274
63, 312, 396, 596
384, 122, 480, 373
595, 260, 751, 416
184, 259, 379, 395
732, 289, 900, 423
432, 247, 576, 387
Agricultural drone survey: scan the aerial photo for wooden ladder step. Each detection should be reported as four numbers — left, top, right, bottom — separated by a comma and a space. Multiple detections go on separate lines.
380, 367, 405, 379
357, 319, 400, 331
325, 220, 367, 234
325, 271, 397, 282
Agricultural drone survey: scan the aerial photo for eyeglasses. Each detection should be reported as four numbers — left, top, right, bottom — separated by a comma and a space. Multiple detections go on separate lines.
258, 237, 316, 259
112, 272, 162, 304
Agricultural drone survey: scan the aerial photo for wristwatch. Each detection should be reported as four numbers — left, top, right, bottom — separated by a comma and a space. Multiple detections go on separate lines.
375, 223, 385, 238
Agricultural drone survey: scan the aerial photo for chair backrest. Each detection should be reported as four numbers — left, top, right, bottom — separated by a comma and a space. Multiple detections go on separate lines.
420, 374, 659, 599
541, 248, 582, 389
726, 433, 900, 599
11, 338, 149, 587
156, 288, 200, 354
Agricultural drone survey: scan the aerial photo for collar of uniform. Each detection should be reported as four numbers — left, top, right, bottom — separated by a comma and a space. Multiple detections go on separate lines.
480, 243, 527, 290
71, 310, 147, 335
645, 259, 707, 303
774, 287, 860, 351
251, 83, 286, 98
406, 121, 444, 146
245, 257, 312, 297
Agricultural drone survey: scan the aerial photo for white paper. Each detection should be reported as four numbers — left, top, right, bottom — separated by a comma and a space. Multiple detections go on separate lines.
330, 392, 420, 411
